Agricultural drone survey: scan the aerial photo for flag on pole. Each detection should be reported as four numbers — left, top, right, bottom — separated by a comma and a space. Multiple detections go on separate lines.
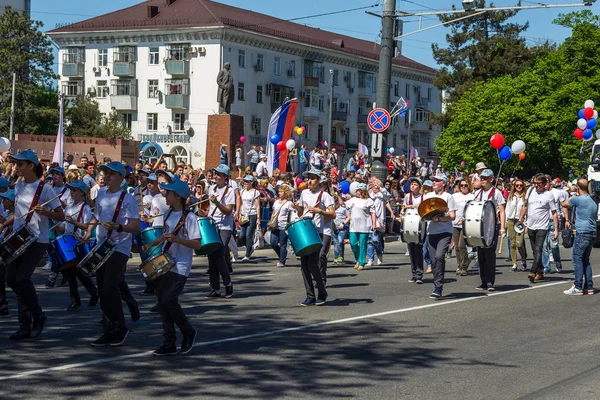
358, 142, 368, 156
266, 99, 298, 175
409, 146, 418, 162
52, 94, 65, 164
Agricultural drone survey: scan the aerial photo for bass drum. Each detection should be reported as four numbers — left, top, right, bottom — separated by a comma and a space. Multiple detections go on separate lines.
463, 200, 497, 248
400, 208, 427, 244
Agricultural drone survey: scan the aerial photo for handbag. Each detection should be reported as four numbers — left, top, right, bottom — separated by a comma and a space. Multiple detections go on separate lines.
562, 205, 575, 249
267, 201, 288, 230
253, 228, 265, 250
239, 189, 257, 227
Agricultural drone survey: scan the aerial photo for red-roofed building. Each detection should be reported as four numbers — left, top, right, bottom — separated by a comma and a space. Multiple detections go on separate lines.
48, 0, 441, 168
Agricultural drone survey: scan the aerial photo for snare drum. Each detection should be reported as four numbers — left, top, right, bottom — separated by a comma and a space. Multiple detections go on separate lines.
139, 226, 164, 260
132, 221, 151, 253
285, 218, 322, 257
52, 234, 80, 271
0, 226, 36, 265
463, 200, 498, 248
400, 208, 427, 244
77, 239, 116, 277
139, 252, 174, 281
195, 217, 223, 256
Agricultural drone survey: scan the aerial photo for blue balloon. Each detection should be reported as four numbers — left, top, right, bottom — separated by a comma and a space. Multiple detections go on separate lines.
339, 181, 350, 194
587, 118, 598, 130
579, 109, 586, 119
584, 129, 593, 140
499, 145, 512, 161
269, 134, 281, 145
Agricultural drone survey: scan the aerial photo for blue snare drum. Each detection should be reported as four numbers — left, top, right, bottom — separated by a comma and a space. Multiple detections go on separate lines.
74, 238, 95, 263
195, 217, 222, 256
132, 221, 151, 253
139, 226, 164, 260
52, 234, 80, 271
285, 218, 322, 257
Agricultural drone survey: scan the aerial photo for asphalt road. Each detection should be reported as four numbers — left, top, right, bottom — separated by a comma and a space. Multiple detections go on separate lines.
0, 238, 599, 399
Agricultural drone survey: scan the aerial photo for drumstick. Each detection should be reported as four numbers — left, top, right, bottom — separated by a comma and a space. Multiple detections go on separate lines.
497, 235, 504, 254
149, 199, 210, 219
16, 194, 62, 220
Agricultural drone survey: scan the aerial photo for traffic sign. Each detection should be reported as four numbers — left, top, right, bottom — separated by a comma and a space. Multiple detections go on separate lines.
371, 133, 383, 158
367, 108, 391, 133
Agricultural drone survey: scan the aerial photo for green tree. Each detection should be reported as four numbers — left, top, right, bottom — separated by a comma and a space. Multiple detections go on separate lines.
0, 7, 57, 136
436, 10, 600, 177
432, 0, 554, 126
65, 94, 132, 139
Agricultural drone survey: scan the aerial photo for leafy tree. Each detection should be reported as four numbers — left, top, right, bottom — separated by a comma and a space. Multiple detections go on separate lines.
436, 10, 600, 177
0, 7, 57, 136
65, 94, 131, 139
432, 0, 554, 126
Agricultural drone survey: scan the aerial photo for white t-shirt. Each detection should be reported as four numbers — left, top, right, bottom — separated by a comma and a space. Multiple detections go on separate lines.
53, 184, 73, 207
93, 189, 139, 256
271, 199, 294, 230
241, 189, 260, 216
311, 152, 321, 167
403, 192, 424, 208
370, 191, 388, 232
90, 184, 102, 201
163, 210, 200, 277
151, 194, 169, 226
474, 187, 505, 221
142, 193, 159, 217
505, 195, 525, 221
299, 189, 335, 234
63, 202, 92, 236
208, 184, 236, 230
525, 190, 557, 231
551, 188, 568, 217
14, 180, 62, 244
424, 191, 456, 235
452, 192, 475, 227
345, 197, 375, 233
256, 161, 268, 176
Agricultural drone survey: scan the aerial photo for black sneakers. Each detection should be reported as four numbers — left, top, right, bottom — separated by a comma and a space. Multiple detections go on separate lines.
225, 284, 233, 298
131, 303, 141, 322
149, 304, 160, 313
110, 328, 129, 347
140, 288, 155, 296
153, 344, 177, 356
91, 335, 111, 347
30, 314, 47, 338
316, 294, 327, 306
301, 298, 316, 306
67, 299, 81, 311
88, 294, 99, 308
206, 290, 221, 298
181, 329, 197, 355
9, 328, 31, 341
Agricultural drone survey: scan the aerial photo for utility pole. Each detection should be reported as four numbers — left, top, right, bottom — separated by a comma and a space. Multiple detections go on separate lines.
406, 108, 412, 162
327, 69, 334, 151
9, 72, 16, 141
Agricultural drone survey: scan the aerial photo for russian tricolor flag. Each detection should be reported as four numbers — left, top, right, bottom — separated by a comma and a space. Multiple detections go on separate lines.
266, 99, 298, 175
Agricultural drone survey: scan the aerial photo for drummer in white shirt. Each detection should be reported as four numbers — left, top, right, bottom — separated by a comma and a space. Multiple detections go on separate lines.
0, 189, 15, 318
401, 177, 425, 283
472, 169, 506, 291
292, 168, 334, 306
423, 173, 457, 299
451, 178, 475, 276
48, 166, 73, 207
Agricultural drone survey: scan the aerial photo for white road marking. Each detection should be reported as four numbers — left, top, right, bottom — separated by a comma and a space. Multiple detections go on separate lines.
0, 275, 588, 381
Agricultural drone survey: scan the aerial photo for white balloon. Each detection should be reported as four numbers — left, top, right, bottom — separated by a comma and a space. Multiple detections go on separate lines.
585, 100, 595, 109
578, 118, 588, 130
510, 140, 526, 155
350, 181, 360, 196
594, 110, 599, 120
596, 129, 600, 140
0, 137, 10, 153
389, 147, 395, 154
286, 139, 295, 151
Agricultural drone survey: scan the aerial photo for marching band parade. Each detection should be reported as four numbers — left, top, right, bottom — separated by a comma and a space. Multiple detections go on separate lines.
0, 143, 597, 358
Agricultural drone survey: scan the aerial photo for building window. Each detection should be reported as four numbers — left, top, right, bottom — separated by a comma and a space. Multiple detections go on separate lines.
114, 46, 135, 63
173, 113, 186, 132
256, 53, 264, 71
111, 80, 137, 96
358, 71, 366, 88
405, 84, 410, 99
63, 47, 83, 64
289, 60, 296, 77
304, 88, 319, 108
62, 81, 81, 97
238, 82, 245, 101
318, 125, 324, 142
167, 44, 189, 60
274, 57, 281, 75
333, 97, 338, 112
238, 50, 246, 68
333, 70, 339, 86
147, 113, 158, 131
415, 108, 430, 123
346, 100, 351, 115
96, 80, 108, 98
121, 113, 133, 129
98, 49, 108, 67
393, 81, 399, 97
148, 79, 159, 98
318, 96, 324, 112
252, 117, 262, 135
427, 87, 432, 102
256, 85, 263, 104
165, 79, 189, 95
331, 127, 337, 144
149, 47, 160, 65
358, 101, 364, 115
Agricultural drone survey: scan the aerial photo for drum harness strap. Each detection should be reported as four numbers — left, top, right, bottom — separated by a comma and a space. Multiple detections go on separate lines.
162, 208, 190, 254
106, 191, 127, 240
408, 192, 422, 206
210, 186, 229, 218
25, 181, 46, 226
475, 187, 496, 201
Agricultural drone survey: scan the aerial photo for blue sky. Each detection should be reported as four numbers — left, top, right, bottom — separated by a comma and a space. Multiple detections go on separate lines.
35, 0, 600, 70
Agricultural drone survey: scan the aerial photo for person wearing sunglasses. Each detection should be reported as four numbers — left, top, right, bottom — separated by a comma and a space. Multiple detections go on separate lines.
451, 179, 475, 276
518, 173, 559, 283
505, 179, 528, 271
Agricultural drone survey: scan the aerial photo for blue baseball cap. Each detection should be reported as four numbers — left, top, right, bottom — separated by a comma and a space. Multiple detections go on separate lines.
423, 180, 433, 187
137, 168, 150, 176
9, 150, 39, 165
49, 166, 65, 176
348, 167, 357, 173
98, 161, 126, 176
147, 173, 158, 181
480, 169, 495, 178
409, 177, 423, 186
303, 167, 322, 178
160, 179, 191, 199
156, 169, 174, 181
431, 173, 448, 183
0, 189, 15, 202
0, 177, 9, 188
213, 164, 230, 176
243, 175, 255, 182
66, 180, 89, 197
356, 183, 368, 191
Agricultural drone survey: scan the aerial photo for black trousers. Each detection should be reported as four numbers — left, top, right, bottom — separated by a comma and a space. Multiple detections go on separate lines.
0, 263, 7, 309
300, 250, 326, 299
528, 229, 548, 276
96, 251, 129, 338
6, 242, 46, 330
318, 234, 332, 281
208, 229, 232, 291
64, 267, 98, 303
407, 242, 424, 279
427, 233, 452, 290
155, 271, 195, 347
476, 232, 499, 286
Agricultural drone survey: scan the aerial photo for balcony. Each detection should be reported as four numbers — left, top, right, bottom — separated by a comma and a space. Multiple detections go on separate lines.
165, 95, 189, 109
113, 62, 135, 77
357, 114, 368, 125
110, 95, 137, 111
356, 86, 369, 98
303, 107, 320, 120
62, 63, 84, 77
165, 59, 189, 75
332, 111, 348, 123
304, 76, 319, 88
141, 134, 191, 144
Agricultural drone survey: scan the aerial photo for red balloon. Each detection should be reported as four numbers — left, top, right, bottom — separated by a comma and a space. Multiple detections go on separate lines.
574, 128, 584, 140
276, 141, 286, 151
519, 153, 526, 160
584, 107, 595, 120
490, 133, 504, 149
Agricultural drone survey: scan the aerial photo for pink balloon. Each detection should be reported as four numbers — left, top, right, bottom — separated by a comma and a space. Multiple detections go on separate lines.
296, 177, 303, 185
240, 136, 246, 143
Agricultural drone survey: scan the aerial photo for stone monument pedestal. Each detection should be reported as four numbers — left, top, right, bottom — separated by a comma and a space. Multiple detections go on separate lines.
205, 114, 244, 171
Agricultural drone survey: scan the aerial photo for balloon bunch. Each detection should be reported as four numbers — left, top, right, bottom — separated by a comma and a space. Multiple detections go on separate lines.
293, 126, 305, 135
386, 147, 395, 157
269, 134, 296, 152
574, 100, 598, 142
489, 133, 526, 176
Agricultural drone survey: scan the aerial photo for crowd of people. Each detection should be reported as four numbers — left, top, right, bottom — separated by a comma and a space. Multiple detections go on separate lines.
0, 144, 597, 356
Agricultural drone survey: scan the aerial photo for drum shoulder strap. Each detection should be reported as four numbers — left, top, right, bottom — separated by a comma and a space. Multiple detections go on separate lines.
77, 203, 86, 223
163, 209, 190, 254
106, 191, 127, 239
25, 181, 46, 226
210, 186, 229, 217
